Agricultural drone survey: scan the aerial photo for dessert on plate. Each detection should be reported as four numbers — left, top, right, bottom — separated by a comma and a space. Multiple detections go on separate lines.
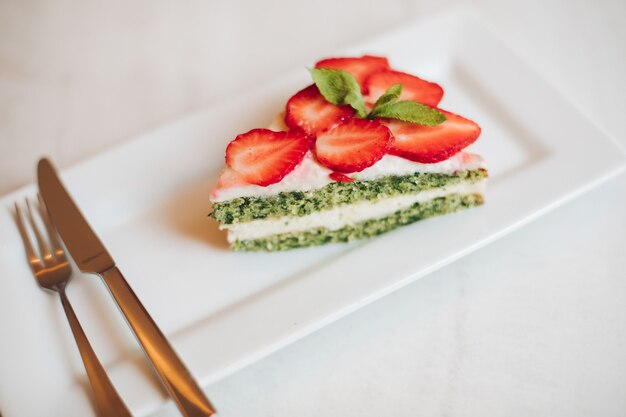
210, 56, 487, 251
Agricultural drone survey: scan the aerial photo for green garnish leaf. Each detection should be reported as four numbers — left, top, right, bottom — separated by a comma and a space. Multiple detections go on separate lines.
309, 67, 368, 117
372, 83, 403, 109
309, 68, 446, 126
370, 100, 446, 126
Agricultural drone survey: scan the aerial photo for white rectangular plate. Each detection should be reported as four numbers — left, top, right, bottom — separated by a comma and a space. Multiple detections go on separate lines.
1, 10, 624, 417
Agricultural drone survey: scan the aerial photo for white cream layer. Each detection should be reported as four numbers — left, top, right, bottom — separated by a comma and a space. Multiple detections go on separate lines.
222, 180, 486, 242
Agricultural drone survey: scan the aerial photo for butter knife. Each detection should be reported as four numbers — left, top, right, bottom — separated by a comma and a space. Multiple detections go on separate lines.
38, 158, 216, 417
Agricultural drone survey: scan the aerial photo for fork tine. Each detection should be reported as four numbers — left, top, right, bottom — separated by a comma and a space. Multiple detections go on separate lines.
25, 197, 54, 265
37, 193, 65, 259
14, 202, 43, 272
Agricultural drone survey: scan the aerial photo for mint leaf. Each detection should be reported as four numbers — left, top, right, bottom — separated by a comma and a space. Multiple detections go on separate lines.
309, 68, 446, 126
368, 84, 446, 126
309, 67, 367, 117
370, 100, 446, 126
372, 83, 402, 109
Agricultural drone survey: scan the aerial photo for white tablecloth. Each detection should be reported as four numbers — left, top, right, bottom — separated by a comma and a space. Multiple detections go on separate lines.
1, 1, 625, 416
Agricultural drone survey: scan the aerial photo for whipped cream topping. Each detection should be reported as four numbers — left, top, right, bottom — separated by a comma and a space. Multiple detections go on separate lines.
210, 150, 484, 202
209, 113, 485, 202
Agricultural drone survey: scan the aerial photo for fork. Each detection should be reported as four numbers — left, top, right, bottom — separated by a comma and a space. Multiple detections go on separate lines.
14, 195, 132, 417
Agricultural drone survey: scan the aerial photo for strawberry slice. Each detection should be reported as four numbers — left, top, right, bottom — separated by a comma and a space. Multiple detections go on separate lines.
225, 128, 309, 186
329, 172, 354, 183
285, 85, 354, 136
315, 118, 392, 173
381, 110, 481, 163
315, 55, 391, 90
210, 167, 248, 200
364, 70, 443, 107
216, 167, 248, 189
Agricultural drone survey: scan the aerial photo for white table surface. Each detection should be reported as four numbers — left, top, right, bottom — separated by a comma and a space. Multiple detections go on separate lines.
1, 1, 625, 416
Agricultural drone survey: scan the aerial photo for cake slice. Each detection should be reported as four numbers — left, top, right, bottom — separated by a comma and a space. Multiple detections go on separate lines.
209, 56, 487, 251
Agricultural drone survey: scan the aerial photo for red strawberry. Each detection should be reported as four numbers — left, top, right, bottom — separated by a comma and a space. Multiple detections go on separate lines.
216, 167, 247, 189
315, 118, 392, 173
381, 110, 481, 163
225, 128, 309, 186
315, 55, 391, 90
329, 172, 354, 183
210, 167, 247, 200
364, 70, 443, 107
285, 85, 354, 136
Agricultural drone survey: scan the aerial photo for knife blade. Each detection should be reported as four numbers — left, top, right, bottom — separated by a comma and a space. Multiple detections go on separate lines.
37, 160, 114, 274
38, 158, 216, 417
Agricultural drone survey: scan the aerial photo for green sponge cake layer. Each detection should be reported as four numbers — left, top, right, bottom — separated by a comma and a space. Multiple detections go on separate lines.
212, 169, 487, 224
232, 193, 483, 251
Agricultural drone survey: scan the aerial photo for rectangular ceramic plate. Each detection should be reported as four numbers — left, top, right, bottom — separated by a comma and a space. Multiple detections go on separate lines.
1, 10, 624, 417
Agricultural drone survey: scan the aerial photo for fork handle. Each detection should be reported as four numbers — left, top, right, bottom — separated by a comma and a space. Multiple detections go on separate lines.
59, 290, 132, 417
100, 266, 216, 417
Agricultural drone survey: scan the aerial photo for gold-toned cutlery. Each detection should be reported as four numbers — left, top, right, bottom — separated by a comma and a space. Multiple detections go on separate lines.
14, 196, 133, 417
37, 158, 217, 417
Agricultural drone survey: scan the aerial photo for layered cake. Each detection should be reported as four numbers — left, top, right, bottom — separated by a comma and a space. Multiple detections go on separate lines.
210, 56, 487, 251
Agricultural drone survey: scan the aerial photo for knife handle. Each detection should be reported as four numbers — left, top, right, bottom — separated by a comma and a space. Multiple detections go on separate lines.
100, 266, 216, 417
59, 290, 133, 417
